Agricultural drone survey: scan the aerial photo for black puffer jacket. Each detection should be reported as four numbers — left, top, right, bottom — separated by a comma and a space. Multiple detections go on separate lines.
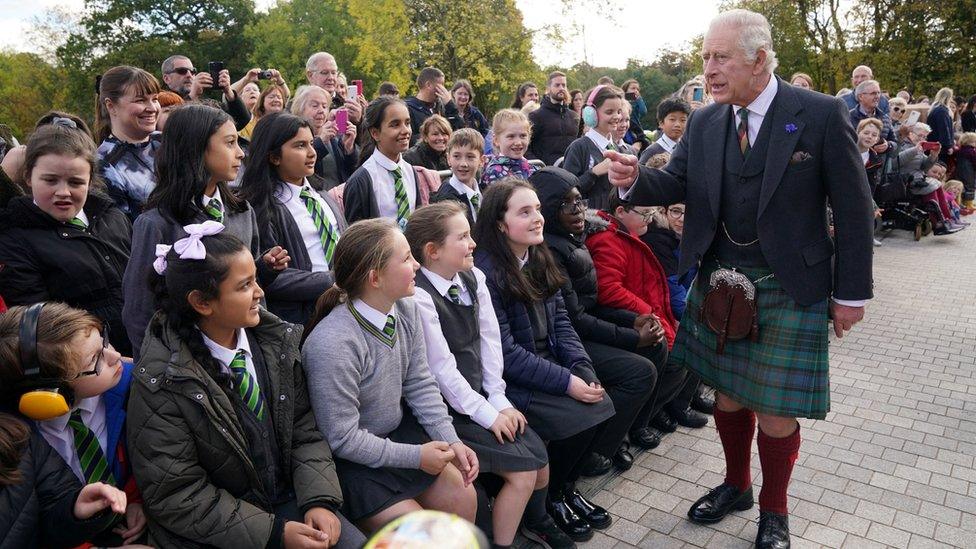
528, 95, 581, 166
533, 167, 641, 350
1, 419, 118, 549
0, 193, 132, 355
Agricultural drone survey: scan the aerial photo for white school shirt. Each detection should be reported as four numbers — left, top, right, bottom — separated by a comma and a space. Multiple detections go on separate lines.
199, 186, 224, 214
38, 396, 108, 483
352, 298, 396, 332
585, 128, 614, 150
413, 266, 514, 429
362, 148, 418, 224
447, 175, 481, 223
276, 180, 341, 272
655, 134, 678, 154
201, 327, 260, 385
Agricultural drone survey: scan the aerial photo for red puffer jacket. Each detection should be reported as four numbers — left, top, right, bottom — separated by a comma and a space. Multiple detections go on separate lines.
585, 211, 678, 348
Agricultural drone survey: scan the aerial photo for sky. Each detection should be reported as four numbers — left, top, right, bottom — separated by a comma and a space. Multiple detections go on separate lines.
0, 0, 719, 69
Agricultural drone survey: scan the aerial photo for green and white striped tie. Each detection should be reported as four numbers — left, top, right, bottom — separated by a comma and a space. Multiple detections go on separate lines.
68, 217, 87, 230
299, 186, 338, 266
383, 315, 396, 339
230, 350, 266, 420
205, 197, 224, 222
390, 167, 410, 226
68, 410, 114, 485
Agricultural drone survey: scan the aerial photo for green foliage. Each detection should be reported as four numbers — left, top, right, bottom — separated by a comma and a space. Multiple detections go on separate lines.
0, 51, 67, 139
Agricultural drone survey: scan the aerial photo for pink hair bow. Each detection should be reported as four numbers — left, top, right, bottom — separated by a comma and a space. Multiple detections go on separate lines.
153, 220, 225, 274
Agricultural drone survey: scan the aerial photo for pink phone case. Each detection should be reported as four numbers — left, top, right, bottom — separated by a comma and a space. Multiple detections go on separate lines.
335, 109, 348, 134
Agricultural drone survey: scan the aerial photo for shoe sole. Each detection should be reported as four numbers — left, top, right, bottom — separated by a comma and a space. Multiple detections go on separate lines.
586, 516, 612, 530
687, 498, 755, 524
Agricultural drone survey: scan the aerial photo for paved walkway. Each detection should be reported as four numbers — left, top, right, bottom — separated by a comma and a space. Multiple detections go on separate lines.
572, 225, 976, 548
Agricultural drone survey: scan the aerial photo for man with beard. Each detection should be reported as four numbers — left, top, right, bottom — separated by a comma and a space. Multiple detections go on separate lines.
528, 71, 581, 166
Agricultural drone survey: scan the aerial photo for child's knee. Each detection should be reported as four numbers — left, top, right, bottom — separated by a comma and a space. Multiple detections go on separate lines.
535, 465, 550, 489
504, 470, 537, 492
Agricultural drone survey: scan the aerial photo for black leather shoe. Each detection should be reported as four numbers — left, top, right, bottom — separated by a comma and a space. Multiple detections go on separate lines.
566, 489, 612, 529
670, 407, 709, 429
691, 393, 715, 415
612, 447, 634, 471
687, 483, 754, 524
520, 515, 577, 548
548, 496, 592, 542
580, 453, 612, 477
756, 511, 790, 548
651, 410, 678, 433
630, 427, 661, 449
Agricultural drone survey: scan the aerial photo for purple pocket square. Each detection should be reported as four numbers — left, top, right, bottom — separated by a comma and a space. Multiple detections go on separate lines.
790, 151, 813, 164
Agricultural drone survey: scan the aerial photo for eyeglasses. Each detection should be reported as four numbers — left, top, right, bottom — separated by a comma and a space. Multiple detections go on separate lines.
667, 207, 685, 219
72, 326, 109, 380
626, 208, 657, 222
559, 198, 588, 214
166, 67, 196, 76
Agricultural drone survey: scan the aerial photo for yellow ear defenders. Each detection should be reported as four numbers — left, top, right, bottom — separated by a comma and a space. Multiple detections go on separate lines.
16, 303, 75, 421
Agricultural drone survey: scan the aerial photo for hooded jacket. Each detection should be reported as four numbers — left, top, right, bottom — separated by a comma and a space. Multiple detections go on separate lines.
528, 95, 580, 166
533, 167, 642, 350
585, 211, 678, 348
127, 309, 342, 548
0, 193, 132, 355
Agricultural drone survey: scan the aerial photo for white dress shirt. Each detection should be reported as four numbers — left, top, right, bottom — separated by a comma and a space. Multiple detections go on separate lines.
447, 176, 481, 223
199, 186, 224, 214
655, 133, 678, 154
276, 180, 341, 272
732, 75, 778, 147
413, 267, 514, 429
38, 396, 108, 483
352, 298, 395, 332
362, 148, 418, 226
201, 327, 260, 384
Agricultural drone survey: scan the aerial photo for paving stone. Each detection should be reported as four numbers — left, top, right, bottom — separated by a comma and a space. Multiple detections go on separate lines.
893, 509, 937, 538
865, 522, 911, 548
818, 490, 859, 514
828, 513, 871, 537
608, 497, 649, 522
604, 517, 650, 545
636, 506, 681, 535
803, 523, 847, 548
854, 500, 896, 525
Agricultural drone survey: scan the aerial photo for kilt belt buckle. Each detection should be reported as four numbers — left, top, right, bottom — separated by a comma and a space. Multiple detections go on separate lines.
700, 267, 771, 355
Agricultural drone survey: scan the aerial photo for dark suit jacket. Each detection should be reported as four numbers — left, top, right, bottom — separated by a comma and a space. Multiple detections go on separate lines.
627, 77, 873, 306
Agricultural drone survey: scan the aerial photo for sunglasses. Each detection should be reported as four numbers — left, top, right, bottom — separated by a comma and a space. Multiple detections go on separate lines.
166, 67, 197, 76
72, 326, 109, 380
559, 198, 588, 214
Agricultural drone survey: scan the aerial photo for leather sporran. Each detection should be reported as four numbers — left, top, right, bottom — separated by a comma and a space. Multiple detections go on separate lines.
700, 269, 760, 354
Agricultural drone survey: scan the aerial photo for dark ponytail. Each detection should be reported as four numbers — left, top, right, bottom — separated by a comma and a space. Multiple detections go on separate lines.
0, 413, 29, 487
358, 96, 407, 167
150, 232, 249, 385
302, 218, 400, 345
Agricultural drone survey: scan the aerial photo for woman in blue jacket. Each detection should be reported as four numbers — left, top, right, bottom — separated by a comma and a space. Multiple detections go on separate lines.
473, 177, 615, 543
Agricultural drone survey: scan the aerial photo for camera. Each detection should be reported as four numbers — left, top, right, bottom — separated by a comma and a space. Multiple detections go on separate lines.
258, 70, 273, 80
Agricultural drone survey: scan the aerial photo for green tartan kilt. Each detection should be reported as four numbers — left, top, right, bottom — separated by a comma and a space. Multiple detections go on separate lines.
670, 263, 831, 419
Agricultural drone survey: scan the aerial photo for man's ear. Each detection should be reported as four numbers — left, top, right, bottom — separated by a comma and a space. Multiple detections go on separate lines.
187, 289, 214, 318
753, 49, 768, 75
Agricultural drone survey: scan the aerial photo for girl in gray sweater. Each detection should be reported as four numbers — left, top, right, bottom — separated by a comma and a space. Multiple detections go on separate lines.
301, 218, 478, 533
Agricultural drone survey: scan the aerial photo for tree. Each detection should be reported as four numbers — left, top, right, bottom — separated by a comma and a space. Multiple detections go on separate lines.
0, 52, 67, 139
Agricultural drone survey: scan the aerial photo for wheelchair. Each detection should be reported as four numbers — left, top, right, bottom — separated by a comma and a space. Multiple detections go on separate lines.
874, 175, 934, 241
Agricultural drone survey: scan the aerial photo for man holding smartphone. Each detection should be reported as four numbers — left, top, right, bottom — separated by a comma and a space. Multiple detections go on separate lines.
160, 54, 251, 131
304, 52, 367, 124
404, 66, 464, 146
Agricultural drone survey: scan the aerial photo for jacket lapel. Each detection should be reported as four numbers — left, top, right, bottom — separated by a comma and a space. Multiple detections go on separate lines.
758, 78, 805, 217
704, 105, 730, 221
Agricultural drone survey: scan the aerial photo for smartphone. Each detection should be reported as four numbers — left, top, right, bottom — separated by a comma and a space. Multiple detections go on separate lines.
335, 109, 349, 135
625, 91, 637, 101
208, 61, 224, 87
692, 87, 704, 102
921, 141, 940, 152
347, 83, 358, 102
352, 79, 363, 97
906, 110, 921, 126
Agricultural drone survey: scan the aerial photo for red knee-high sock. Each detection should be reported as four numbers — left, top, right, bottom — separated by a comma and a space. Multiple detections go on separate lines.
713, 407, 756, 492
757, 425, 801, 515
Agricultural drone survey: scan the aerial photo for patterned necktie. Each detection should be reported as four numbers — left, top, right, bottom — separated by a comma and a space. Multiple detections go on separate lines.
68, 410, 114, 485
390, 167, 410, 225
737, 108, 751, 156
68, 217, 87, 230
447, 284, 462, 305
230, 350, 266, 421
299, 186, 338, 266
383, 315, 396, 339
470, 193, 480, 214
605, 142, 617, 151
205, 197, 224, 222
